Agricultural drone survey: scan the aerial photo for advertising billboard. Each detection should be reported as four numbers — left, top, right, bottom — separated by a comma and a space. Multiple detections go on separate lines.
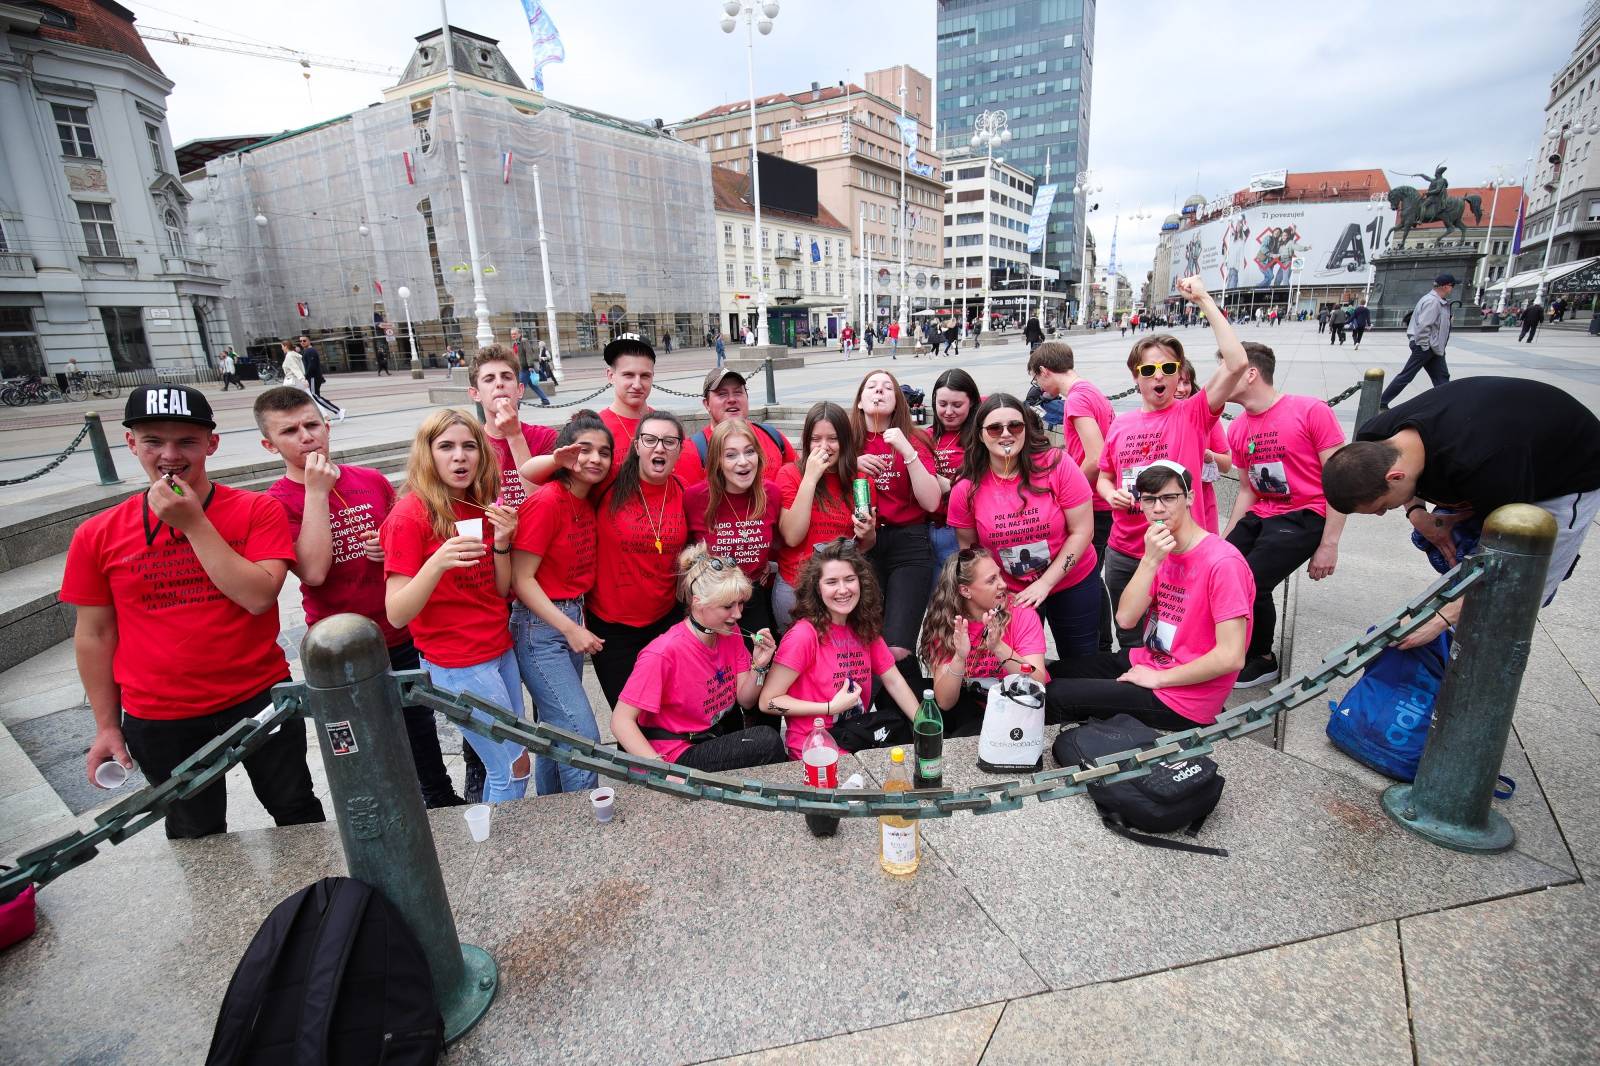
1168, 200, 1389, 296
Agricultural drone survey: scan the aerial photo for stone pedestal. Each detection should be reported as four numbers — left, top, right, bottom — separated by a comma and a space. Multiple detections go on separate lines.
724, 345, 808, 374
1369, 246, 1485, 331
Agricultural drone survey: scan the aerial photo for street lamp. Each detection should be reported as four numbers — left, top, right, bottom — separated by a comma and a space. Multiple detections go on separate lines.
1074, 171, 1101, 326
970, 109, 1011, 333
1475, 163, 1514, 313
722, 0, 779, 348
1534, 114, 1600, 306
397, 285, 423, 379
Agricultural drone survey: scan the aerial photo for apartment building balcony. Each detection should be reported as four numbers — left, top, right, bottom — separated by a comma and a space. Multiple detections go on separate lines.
0, 252, 36, 278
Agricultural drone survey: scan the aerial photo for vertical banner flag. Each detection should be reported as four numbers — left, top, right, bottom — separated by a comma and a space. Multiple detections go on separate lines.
520, 1, 566, 92
810, 239, 821, 263
1027, 184, 1059, 254
296, 301, 309, 318
1511, 195, 1526, 255
502, 150, 513, 184
896, 115, 918, 169
402, 151, 415, 185
373, 279, 383, 296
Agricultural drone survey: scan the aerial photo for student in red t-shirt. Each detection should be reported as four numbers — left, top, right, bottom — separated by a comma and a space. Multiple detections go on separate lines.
1175, 358, 1234, 534
672, 367, 796, 486
683, 418, 782, 634
1047, 462, 1255, 728
929, 368, 980, 578
774, 401, 877, 629
919, 547, 1051, 735
1028, 341, 1115, 650
761, 539, 920, 755
1220, 342, 1347, 688
851, 369, 940, 694
466, 345, 558, 510
587, 410, 691, 708
612, 545, 788, 770
63, 384, 323, 838
599, 333, 656, 458
255, 387, 463, 808
382, 410, 529, 804
948, 395, 1100, 658
511, 409, 612, 795
1096, 276, 1248, 648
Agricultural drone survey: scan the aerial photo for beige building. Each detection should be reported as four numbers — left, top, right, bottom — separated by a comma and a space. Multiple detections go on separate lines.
673, 66, 945, 322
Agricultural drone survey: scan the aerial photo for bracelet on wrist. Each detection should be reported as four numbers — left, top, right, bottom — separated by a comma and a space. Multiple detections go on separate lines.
1405, 504, 1425, 517
492, 545, 511, 555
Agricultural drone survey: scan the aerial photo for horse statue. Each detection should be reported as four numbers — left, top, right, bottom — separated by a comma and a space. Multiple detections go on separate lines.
1387, 185, 1483, 247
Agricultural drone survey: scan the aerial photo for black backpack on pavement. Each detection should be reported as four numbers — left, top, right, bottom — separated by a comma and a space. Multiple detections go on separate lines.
1053, 715, 1228, 857
206, 876, 444, 1066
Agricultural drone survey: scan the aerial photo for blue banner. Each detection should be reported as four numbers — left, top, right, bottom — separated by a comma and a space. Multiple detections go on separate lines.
1027, 184, 1058, 254
520, 1, 566, 92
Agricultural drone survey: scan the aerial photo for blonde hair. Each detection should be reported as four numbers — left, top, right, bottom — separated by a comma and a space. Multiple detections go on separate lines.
677, 543, 751, 608
919, 548, 1010, 671
702, 417, 768, 527
402, 409, 500, 543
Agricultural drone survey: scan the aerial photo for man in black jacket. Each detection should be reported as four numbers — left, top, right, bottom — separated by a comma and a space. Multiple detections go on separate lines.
297, 335, 345, 421
1518, 302, 1543, 343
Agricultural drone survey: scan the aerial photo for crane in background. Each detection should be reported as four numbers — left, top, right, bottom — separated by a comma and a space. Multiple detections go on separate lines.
136, 26, 401, 88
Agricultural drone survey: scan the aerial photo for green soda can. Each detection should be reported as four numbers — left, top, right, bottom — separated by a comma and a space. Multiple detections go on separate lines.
852, 477, 872, 519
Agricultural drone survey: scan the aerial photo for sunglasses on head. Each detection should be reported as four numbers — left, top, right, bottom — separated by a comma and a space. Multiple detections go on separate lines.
1135, 361, 1181, 378
982, 420, 1026, 438
703, 555, 739, 572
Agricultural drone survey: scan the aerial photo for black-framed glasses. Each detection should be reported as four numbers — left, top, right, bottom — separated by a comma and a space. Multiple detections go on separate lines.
982, 420, 1026, 438
1137, 492, 1188, 508
1135, 361, 1181, 378
637, 432, 682, 451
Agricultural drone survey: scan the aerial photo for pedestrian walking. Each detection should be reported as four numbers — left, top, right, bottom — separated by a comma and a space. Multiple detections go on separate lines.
1317, 308, 1329, 334
888, 319, 900, 358
279, 339, 308, 391
297, 336, 345, 422
1519, 302, 1543, 343
863, 325, 875, 358
1381, 274, 1456, 407
715, 331, 726, 367
219, 347, 243, 390
376, 346, 391, 375
942, 322, 959, 357
1024, 315, 1044, 353
509, 328, 552, 407
1328, 304, 1348, 345
1348, 300, 1371, 349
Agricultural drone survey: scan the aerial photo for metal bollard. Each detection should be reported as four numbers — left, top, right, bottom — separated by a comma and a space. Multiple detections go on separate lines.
1353, 368, 1384, 434
763, 355, 777, 405
1380, 505, 1557, 853
83, 411, 119, 485
301, 614, 497, 1042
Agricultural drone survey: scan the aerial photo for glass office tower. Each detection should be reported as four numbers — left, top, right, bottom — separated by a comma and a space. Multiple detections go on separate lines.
935, 0, 1094, 309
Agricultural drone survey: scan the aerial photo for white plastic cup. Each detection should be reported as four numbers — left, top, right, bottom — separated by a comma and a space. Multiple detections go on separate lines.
590, 787, 615, 824
455, 517, 484, 541
93, 760, 133, 789
463, 803, 492, 842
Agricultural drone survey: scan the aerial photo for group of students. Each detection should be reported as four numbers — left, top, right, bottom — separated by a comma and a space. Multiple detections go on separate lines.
71, 272, 1394, 836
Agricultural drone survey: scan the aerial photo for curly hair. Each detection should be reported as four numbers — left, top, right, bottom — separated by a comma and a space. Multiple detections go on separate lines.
919, 547, 1009, 672
790, 537, 884, 645
955, 393, 1060, 500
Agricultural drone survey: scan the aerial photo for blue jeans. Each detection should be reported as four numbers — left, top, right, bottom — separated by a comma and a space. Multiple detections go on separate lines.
511, 601, 601, 794
420, 650, 529, 804
1038, 570, 1104, 659
522, 370, 550, 405
929, 523, 960, 596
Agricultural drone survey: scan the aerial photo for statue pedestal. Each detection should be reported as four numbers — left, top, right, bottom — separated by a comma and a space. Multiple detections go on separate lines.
1369, 246, 1485, 331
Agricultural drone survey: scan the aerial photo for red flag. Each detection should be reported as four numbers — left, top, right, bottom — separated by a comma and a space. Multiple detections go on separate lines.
296, 301, 309, 318
403, 151, 415, 185
373, 278, 383, 296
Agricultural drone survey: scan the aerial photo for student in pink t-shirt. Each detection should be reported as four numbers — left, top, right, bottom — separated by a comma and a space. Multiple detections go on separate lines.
255, 387, 464, 808
1046, 462, 1255, 729
1220, 342, 1347, 688
947, 394, 1100, 658
1175, 359, 1234, 534
1096, 275, 1249, 649
761, 539, 920, 756
918, 548, 1051, 736
774, 402, 877, 629
683, 418, 782, 634
611, 545, 787, 771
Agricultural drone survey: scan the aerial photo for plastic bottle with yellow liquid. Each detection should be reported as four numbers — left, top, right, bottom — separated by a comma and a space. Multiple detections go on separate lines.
879, 747, 919, 875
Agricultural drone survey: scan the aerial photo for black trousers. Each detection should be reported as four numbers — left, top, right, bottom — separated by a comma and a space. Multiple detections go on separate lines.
1044, 651, 1195, 731
589, 606, 682, 709
121, 679, 325, 839
1089, 509, 1115, 652
1328, 324, 1346, 344
307, 376, 343, 416
675, 724, 789, 772
387, 641, 461, 806
868, 521, 934, 708
1350, 327, 1366, 345
1518, 322, 1538, 343
1381, 341, 1449, 404
1225, 509, 1324, 661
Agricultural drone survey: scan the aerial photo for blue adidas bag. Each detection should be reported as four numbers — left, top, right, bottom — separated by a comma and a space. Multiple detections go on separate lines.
1325, 631, 1450, 781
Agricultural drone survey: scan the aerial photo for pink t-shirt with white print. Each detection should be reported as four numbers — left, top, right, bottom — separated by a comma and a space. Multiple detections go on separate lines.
620, 621, 750, 763
947, 454, 1097, 592
1227, 393, 1346, 519
1098, 390, 1220, 557
772, 618, 895, 756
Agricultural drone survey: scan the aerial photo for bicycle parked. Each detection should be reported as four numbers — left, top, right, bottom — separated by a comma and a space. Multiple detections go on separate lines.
1, 376, 64, 406
64, 370, 120, 401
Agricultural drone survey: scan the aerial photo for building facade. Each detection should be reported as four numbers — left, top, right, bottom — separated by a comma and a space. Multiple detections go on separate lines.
939, 152, 1064, 324
672, 66, 945, 325
936, 0, 1094, 311
0, 0, 228, 381
1390, 183, 1527, 303
710, 164, 851, 343
196, 27, 717, 369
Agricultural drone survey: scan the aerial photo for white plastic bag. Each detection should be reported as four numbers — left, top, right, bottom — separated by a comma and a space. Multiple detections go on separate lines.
977, 674, 1047, 773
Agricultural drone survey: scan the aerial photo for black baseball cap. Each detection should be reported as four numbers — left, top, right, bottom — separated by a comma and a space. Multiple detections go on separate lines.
1433, 273, 1458, 287
602, 332, 656, 365
123, 384, 216, 429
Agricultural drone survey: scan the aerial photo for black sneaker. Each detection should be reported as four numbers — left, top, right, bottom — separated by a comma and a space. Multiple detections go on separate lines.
1234, 655, 1280, 689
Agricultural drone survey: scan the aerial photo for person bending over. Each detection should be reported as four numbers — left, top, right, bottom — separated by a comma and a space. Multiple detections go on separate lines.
1046, 462, 1255, 730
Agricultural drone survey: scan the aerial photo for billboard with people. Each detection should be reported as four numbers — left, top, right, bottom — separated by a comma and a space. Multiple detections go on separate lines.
1167, 201, 1389, 296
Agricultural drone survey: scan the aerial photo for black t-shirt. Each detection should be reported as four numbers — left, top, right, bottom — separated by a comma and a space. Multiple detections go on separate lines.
1358, 377, 1600, 514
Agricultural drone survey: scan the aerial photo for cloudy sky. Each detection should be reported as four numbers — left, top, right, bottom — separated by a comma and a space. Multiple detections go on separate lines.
142, 0, 1576, 286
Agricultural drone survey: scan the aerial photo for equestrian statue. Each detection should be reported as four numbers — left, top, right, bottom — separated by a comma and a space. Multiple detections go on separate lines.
1387, 164, 1483, 247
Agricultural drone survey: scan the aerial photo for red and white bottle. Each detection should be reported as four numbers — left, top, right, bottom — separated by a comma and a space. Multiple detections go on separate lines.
802, 718, 838, 789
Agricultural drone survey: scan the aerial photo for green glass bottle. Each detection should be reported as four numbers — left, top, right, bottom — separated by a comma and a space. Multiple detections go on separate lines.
913, 688, 944, 788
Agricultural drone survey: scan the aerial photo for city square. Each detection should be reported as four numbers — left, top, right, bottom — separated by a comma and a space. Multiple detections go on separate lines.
3, 2, 1600, 1064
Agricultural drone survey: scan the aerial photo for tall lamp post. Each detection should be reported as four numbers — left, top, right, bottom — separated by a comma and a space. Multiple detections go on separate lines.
721, 0, 780, 347
1474, 163, 1513, 315
438, 2, 495, 349
1534, 114, 1600, 307
969, 109, 1011, 333
398, 285, 423, 379
1495, 154, 1534, 317
1074, 171, 1101, 326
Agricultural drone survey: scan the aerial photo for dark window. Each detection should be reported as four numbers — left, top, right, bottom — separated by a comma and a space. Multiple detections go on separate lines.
76, 201, 119, 256
0, 307, 45, 378
52, 103, 95, 157
101, 307, 152, 371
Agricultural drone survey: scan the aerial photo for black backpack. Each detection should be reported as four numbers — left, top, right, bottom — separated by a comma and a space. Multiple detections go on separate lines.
1052, 715, 1228, 857
206, 877, 444, 1066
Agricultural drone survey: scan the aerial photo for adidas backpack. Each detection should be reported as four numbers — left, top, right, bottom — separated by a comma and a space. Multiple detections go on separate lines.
206, 876, 444, 1066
